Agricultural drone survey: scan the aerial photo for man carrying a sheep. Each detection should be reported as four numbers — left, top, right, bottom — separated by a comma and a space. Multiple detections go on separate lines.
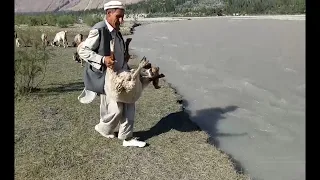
78, 1, 146, 147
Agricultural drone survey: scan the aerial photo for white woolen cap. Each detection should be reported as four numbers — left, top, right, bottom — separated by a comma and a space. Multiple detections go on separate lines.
104, 1, 125, 10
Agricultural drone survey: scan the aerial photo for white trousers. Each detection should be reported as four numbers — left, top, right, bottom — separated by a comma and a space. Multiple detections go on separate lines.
95, 94, 135, 140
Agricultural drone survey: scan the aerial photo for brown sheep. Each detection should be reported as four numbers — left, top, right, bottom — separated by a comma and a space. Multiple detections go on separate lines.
41, 33, 49, 46
73, 41, 84, 67
72, 33, 84, 47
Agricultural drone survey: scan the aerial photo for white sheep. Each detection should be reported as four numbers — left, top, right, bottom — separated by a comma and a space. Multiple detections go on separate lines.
51, 30, 68, 48
79, 37, 165, 103
15, 38, 21, 47
105, 56, 164, 103
104, 38, 164, 103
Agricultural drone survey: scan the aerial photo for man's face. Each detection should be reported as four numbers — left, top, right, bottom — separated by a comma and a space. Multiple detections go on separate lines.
107, 8, 125, 31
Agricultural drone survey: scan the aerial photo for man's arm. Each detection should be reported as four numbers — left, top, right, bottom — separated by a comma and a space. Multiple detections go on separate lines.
78, 29, 104, 70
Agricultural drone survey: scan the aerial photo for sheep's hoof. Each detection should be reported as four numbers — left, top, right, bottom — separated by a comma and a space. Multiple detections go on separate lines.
139, 58, 149, 68
140, 56, 146, 62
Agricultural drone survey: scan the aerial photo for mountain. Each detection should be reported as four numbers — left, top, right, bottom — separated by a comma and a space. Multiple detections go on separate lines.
14, 0, 144, 13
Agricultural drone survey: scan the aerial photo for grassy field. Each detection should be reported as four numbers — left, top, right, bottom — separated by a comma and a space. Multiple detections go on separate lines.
15, 21, 135, 47
14, 25, 251, 180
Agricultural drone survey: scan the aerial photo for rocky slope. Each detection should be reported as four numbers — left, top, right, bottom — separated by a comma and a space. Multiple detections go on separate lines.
15, 0, 143, 13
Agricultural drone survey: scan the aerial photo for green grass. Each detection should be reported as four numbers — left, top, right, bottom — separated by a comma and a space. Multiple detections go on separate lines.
15, 28, 251, 180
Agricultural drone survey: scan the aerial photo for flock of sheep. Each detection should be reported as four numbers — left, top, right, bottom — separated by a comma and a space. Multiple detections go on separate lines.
14, 30, 84, 49
15, 30, 85, 66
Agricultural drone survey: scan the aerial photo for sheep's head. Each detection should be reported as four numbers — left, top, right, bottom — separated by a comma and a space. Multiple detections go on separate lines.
149, 67, 159, 76
147, 66, 165, 89
50, 40, 57, 46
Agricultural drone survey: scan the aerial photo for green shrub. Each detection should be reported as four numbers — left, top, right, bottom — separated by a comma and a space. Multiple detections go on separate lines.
56, 15, 76, 27
44, 14, 57, 26
83, 14, 102, 27
15, 38, 53, 96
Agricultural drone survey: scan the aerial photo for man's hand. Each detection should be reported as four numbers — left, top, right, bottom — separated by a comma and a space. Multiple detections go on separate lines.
104, 56, 115, 69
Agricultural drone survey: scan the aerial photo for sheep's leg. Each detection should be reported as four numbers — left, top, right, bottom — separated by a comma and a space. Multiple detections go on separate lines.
125, 38, 132, 48
124, 38, 132, 62
125, 38, 132, 54
132, 56, 148, 79
63, 39, 67, 48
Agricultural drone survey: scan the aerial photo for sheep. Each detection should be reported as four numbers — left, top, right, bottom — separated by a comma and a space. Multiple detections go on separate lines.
51, 30, 68, 48
41, 33, 49, 46
105, 56, 165, 103
73, 41, 84, 67
14, 31, 21, 47
104, 38, 165, 103
15, 38, 21, 47
72, 33, 83, 47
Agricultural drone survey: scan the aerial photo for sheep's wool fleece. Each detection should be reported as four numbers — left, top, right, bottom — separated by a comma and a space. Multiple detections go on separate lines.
105, 68, 143, 103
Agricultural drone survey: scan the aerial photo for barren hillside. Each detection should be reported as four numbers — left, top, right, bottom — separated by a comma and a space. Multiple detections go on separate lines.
14, 0, 144, 13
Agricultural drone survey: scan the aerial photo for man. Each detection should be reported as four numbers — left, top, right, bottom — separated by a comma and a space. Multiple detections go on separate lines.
78, 0, 146, 148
